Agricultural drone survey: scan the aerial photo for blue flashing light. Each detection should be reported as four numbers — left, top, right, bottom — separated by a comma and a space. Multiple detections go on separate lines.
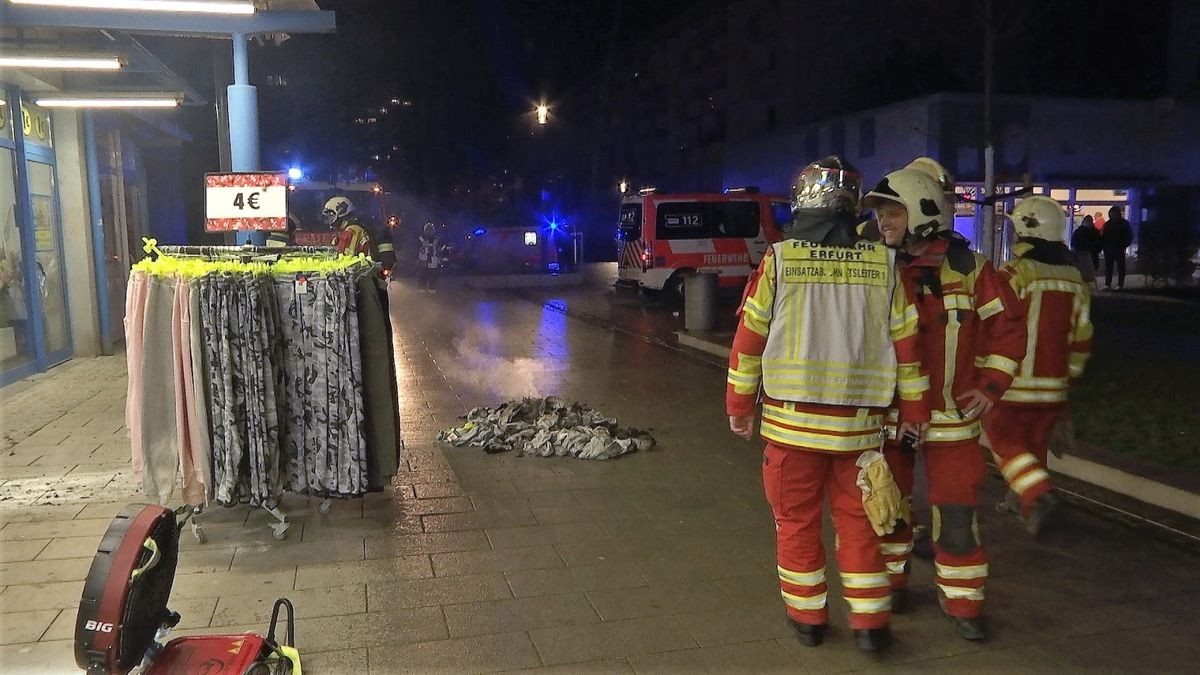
472, 227, 487, 237
540, 211, 568, 232
548, 262, 561, 273
287, 166, 304, 181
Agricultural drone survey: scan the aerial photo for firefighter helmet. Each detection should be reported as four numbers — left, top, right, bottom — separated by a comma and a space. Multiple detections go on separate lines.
791, 155, 862, 215
321, 196, 355, 226
905, 156, 956, 219
1009, 196, 1067, 242
862, 169, 948, 239
905, 157, 954, 194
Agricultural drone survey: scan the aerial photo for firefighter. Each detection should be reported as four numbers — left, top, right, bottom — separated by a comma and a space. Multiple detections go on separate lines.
985, 196, 1093, 536
863, 168, 1027, 642
727, 156, 930, 653
416, 223, 446, 292
323, 196, 397, 271
264, 213, 301, 248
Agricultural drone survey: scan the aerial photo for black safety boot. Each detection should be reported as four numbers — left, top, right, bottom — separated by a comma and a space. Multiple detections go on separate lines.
891, 587, 911, 614
947, 615, 987, 641
788, 620, 824, 647
854, 627, 893, 652
1025, 492, 1061, 537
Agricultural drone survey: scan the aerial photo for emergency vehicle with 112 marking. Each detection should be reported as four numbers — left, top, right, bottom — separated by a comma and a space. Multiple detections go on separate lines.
616, 187, 791, 298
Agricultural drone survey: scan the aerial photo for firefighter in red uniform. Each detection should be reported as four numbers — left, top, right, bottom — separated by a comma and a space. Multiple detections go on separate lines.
863, 166, 1027, 642
986, 196, 1093, 536
323, 196, 397, 271
727, 157, 930, 653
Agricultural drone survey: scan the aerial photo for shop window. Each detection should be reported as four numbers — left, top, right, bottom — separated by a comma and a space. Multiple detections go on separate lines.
1075, 188, 1128, 202
1050, 188, 1070, 201
20, 102, 53, 149
0, 99, 11, 140
0, 148, 33, 373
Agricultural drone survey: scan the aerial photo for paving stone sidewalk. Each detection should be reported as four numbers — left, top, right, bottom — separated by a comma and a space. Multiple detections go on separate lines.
1, 281, 1198, 673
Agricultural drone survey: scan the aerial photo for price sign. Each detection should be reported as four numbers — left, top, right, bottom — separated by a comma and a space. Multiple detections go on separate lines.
205, 172, 288, 232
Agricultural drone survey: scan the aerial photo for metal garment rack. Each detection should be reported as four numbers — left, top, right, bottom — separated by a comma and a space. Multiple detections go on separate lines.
153, 243, 343, 542
156, 244, 337, 261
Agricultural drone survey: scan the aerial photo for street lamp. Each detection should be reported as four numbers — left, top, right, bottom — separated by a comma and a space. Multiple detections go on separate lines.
535, 102, 549, 126
618, 179, 629, 195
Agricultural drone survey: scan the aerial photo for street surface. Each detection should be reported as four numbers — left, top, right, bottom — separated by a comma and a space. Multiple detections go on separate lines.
0, 270, 1197, 673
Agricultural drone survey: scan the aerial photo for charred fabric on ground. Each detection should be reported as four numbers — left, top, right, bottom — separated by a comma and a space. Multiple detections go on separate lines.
438, 397, 656, 459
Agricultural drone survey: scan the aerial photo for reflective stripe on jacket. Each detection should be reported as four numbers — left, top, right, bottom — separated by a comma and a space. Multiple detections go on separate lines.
996, 247, 1093, 405
727, 241, 930, 452
898, 239, 1026, 412
336, 222, 372, 257
760, 240, 914, 408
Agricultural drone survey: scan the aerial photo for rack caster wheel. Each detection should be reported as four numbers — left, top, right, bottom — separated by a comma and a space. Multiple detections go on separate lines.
192, 524, 206, 544
271, 522, 289, 541
318, 499, 333, 515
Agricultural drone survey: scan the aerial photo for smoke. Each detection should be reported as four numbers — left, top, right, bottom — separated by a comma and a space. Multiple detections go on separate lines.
442, 324, 547, 400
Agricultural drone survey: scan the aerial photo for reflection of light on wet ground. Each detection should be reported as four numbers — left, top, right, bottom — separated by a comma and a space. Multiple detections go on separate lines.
538, 300, 570, 365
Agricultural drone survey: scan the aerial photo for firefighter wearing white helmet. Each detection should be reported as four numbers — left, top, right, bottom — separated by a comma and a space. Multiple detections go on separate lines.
983, 195, 1092, 537
906, 156, 956, 221
324, 196, 397, 271
862, 168, 1027, 642
1009, 195, 1068, 242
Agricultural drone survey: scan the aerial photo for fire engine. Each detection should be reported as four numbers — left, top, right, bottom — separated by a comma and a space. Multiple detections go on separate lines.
615, 187, 791, 298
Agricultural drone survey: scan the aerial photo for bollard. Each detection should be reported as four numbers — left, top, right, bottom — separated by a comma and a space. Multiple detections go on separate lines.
684, 271, 719, 331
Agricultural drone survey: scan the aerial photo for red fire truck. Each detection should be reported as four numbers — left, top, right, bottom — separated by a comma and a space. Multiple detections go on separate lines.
616, 187, 792, 298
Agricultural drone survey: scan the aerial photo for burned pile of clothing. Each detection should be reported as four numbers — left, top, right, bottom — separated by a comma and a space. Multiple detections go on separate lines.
438, 397, 656, 460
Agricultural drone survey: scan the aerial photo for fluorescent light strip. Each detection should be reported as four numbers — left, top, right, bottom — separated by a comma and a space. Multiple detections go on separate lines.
9, 0, 255, 15
0, 55, 124, 70
34, 97, 180, 108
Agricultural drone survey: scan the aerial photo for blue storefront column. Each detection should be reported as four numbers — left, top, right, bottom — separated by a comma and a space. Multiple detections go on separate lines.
82, 112, 113, 356
228, 33, 265, 246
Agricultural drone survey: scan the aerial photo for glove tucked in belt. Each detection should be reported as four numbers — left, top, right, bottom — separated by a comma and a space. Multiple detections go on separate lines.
856, 450, 904, 536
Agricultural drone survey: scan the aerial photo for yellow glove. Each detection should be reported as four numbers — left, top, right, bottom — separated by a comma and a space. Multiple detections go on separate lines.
855, 450, 903, 536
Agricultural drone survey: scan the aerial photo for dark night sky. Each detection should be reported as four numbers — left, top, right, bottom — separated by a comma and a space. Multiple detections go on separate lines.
145, 0, 1174, 198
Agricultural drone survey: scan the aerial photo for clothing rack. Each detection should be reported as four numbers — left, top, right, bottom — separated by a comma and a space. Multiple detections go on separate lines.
155, 244, 337, 262
128, 241, 397, 543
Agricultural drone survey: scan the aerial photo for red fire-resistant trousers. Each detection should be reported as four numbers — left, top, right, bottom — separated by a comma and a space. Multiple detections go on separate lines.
762, 442, 892, 630
983, 403, 1062, 516
881, 438, 989, 618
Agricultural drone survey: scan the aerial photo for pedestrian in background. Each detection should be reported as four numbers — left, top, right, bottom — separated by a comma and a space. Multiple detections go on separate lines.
1070, 215, 1101, 286
728, 156, 929, 653
1102, 206, 1134, 289
417, 223, 445, 293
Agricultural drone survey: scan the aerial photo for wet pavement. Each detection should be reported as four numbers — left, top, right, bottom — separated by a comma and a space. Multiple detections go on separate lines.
0, 270, 1198, 673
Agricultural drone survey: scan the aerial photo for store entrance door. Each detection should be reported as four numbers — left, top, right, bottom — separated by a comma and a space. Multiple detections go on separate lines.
24, 152, 72, 367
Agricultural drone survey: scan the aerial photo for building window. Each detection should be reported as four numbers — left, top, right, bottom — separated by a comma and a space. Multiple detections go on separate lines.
830, 120, 845, 156
266, 75, 288, 86
859, 117, 875, 158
